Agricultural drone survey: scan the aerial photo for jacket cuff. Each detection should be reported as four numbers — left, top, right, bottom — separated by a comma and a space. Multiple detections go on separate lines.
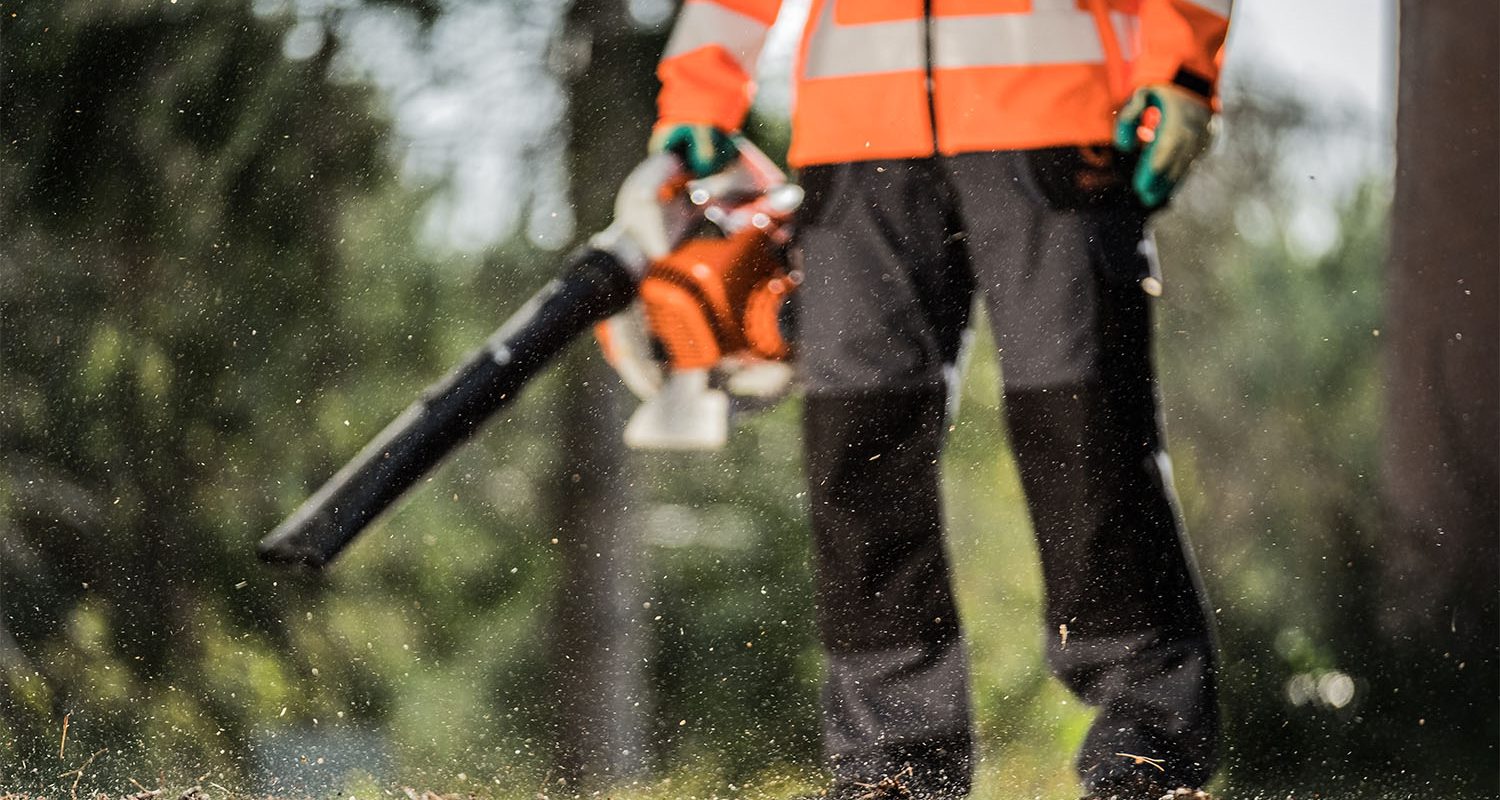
1170, 66, 1215, 102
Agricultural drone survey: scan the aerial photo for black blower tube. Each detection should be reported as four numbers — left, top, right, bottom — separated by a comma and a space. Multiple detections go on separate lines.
257, 247, 637, 568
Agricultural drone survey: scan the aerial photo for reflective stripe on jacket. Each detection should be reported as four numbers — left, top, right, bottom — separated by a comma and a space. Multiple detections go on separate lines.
656, 0, 1231, 167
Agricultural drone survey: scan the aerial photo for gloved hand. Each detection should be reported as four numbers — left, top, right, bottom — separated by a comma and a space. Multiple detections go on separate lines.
589, 154, 695, 273
1114, 84, 1212, 209
650, 123, 739, 178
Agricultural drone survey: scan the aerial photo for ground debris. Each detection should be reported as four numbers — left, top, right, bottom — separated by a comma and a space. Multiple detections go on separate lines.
1114, 751, 1168, 772
115, 786, 204, 800
848, 765, 914, 799
400, 788, 478, 800
1159, 790, 1211, 800
1, 788, 209, 800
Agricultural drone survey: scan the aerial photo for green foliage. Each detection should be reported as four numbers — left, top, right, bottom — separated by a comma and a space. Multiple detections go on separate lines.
1150, 97, 1392, 789
0, 0, 502, 789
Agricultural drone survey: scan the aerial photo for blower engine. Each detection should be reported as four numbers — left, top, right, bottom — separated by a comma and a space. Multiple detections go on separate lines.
597, 141, 802, 449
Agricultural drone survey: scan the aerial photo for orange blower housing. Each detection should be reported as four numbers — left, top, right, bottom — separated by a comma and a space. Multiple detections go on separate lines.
634, 226, 796, 371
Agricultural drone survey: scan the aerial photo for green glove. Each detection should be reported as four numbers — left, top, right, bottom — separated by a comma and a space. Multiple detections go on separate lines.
650, 124, 739, 178
1114, 84, 1212, 209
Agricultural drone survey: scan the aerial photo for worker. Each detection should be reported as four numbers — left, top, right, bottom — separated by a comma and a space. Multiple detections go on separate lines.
650, 2, 1231, 798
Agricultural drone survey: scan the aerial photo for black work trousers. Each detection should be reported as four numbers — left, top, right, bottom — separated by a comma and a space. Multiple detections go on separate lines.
794, 152, 1219, 796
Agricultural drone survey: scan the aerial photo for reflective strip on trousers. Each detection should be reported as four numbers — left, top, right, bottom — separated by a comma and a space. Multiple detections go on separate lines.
802, 0, 1143, 80
664, 0, 773, 75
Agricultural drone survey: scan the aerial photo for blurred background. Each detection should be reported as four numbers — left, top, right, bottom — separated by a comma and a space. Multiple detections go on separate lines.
1, 1, 1495, 797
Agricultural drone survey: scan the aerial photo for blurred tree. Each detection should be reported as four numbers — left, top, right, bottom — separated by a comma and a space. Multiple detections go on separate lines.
0, 0, 393, 785
1378, 0, 1498, 785
542, 0, 667, 785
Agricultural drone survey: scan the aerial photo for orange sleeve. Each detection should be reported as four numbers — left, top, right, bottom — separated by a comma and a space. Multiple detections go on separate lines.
1131, 0, 1231, 101
656, 0, 783, 132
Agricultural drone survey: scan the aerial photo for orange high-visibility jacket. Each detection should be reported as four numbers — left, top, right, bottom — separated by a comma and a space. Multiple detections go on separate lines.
657, 0, 1231, 167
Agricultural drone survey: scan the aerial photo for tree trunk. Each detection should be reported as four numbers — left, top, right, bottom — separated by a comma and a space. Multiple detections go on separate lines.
1380, 0, 1498, 781
547, 0, 668, 786
549, 346, 647, 786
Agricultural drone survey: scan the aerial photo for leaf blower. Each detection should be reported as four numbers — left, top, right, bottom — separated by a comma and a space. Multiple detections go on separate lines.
257, 142, 803, 568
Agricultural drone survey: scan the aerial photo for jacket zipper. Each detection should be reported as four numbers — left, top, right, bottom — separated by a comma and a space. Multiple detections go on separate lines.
922, 0, 940, 155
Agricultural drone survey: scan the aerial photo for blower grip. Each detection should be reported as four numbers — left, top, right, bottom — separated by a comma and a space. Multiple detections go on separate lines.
257, 247, 636, 568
